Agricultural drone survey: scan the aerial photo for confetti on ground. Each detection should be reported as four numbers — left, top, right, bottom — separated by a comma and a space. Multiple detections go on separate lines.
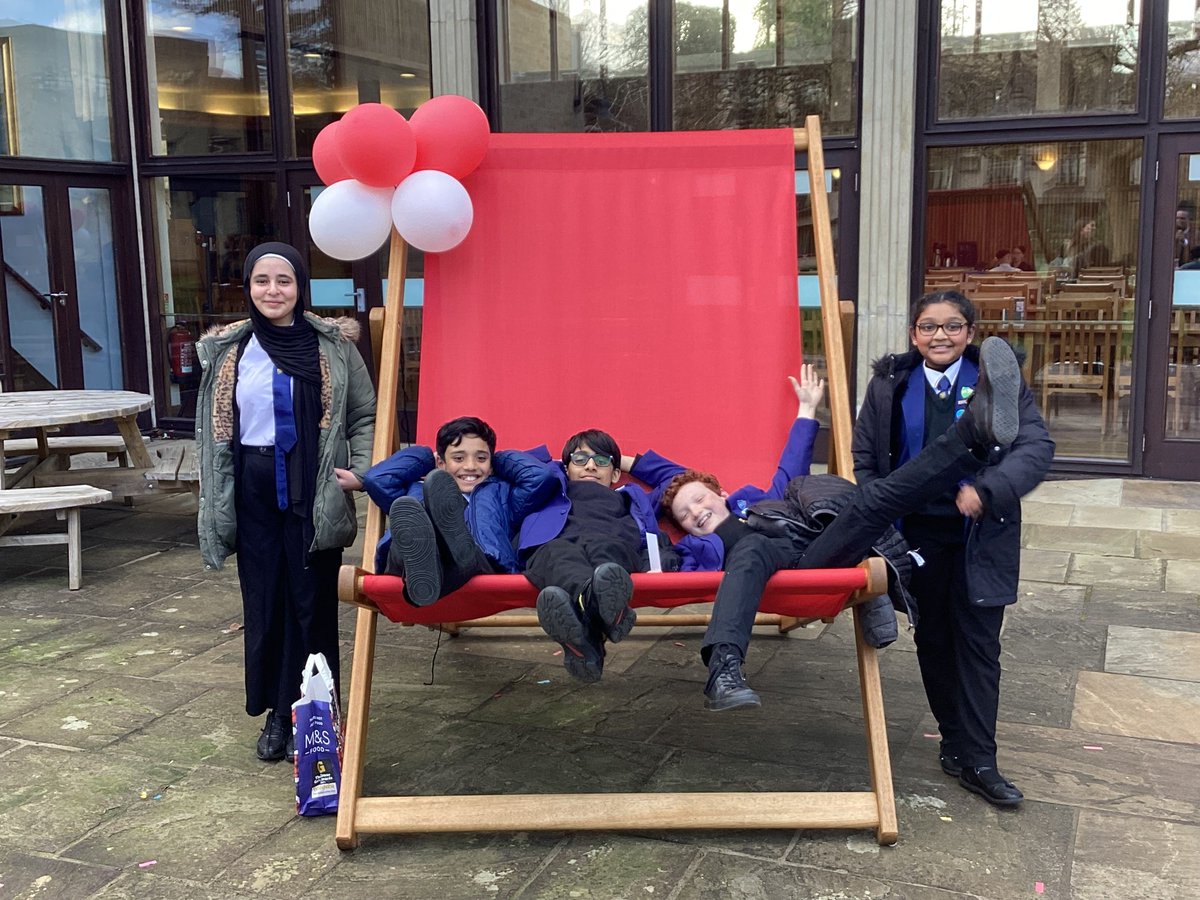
939, 815, 953, 822
1035, 882, 1045, 894
552, 649, 562, 656
221, 622, 244, 633
153, 793, 162, 800
139, 790, 148, 800
1083, 745, 1103, 751
673, 642, 685, 647
138, 860, 157, 869
537, 679, 551, 685
923, 733, 939, 739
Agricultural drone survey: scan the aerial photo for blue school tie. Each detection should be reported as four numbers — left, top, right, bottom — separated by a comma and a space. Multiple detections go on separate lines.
936, 375, 951, 400
272, 368, 296, 510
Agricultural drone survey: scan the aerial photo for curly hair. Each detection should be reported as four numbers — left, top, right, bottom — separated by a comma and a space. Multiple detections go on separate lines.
659, 469, 723, 526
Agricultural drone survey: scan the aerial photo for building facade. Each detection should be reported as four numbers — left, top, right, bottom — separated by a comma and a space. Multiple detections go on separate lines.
1, 1, 1197, 478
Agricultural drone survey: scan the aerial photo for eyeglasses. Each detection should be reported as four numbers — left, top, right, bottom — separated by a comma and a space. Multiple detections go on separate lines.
914, 321, 968, 336
569, 451, 613, 468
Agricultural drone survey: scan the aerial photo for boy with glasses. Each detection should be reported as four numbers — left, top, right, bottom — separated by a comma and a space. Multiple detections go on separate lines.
519, 429, 674, 683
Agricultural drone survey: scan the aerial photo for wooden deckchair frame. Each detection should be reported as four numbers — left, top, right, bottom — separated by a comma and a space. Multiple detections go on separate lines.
335, 117, 898, 848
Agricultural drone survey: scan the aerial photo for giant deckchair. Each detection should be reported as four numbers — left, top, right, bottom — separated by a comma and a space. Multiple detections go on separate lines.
335, 118, 897, 848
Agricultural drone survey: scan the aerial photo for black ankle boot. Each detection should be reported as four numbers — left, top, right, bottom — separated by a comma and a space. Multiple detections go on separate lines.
256, 710, 289, 762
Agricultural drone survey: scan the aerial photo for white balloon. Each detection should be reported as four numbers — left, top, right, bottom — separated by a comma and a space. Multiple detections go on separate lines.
308, 180, 393, 261
390, 170, 474, 253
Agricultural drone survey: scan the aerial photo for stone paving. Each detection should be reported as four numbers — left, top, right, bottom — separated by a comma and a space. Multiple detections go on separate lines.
0, 478, 1197, 899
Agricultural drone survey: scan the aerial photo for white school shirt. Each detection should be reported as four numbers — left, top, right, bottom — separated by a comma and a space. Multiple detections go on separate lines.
922, 357, 963, 396
236, 335, 291, 446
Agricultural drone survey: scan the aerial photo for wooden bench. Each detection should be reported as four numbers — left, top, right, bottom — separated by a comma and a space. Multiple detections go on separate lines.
0, 485, 113, 589
3, 434, 131, 465
145, 442, 199, 498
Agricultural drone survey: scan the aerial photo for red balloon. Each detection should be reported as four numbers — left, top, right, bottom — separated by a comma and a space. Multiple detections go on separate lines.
336, 103, 416, 188
312, 121, 350, 186
410, 95, 491, 180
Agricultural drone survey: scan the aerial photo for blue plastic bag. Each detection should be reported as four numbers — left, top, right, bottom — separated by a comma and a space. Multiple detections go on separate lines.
292, 652, 342, 816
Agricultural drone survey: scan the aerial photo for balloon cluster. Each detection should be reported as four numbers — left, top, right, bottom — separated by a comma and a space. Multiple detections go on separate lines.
308, 96, 489, 259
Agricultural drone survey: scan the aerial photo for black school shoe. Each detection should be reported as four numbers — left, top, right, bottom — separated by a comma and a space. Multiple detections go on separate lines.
964, 336, 1022, 450
704, 644, 762, 711
939, 753, 963, 777
537, 586, 605, 683
585, 562, 637, 643
388, 496, 442, 606
423, 470, 490, 580
256, 710, 289, 762
959, 766, 1024, 807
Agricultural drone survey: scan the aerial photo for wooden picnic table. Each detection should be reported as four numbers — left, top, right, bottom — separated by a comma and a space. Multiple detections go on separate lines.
0, 390, 160, 498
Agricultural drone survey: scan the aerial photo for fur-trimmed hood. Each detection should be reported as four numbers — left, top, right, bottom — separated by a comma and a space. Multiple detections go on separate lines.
200, 312, 360, 344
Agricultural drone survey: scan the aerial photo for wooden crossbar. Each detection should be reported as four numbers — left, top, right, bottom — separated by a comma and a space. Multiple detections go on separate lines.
335, 117, 898, 849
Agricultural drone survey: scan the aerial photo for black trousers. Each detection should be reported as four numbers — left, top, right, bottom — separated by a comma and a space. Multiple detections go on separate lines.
524, 534, 643, 600
703, 421, 986, 662
235, 447, 341, 717
906, 517, 1004, 768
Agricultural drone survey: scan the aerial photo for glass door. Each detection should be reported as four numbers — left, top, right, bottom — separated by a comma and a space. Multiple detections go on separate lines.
0, 176, 129, 391
1145, 136, 1200, 478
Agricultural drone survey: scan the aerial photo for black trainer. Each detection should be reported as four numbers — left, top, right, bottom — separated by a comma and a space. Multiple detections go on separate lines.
959, 765, 1024, 807
388, 496, 442, 606
585, 562, 636, 643
537, 586, 605, 683
965, 336, 1022, 450
256, 710, 289, 762
423, 469, 490, 582
703, 645, 762, 711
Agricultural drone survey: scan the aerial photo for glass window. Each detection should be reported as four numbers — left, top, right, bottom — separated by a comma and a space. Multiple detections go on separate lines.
287, 0, 433, 157
937, 0, 1139, 121
923, 138, 1141, 461
0, 5, 115, 161
796, 166, 841, 429
674, 0, 857, 134
144, 1, 271, 155
1167, 154, 1200, 439
0, 185, 58, 389
1165, 0, 1200, 119
497, 0, 650, 132
148, 175, 279, 417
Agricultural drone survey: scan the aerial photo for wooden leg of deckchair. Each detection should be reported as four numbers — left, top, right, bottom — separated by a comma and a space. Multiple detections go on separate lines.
776, 616, 801, 633
853, 603, 898, 846
336, 606, 380, 851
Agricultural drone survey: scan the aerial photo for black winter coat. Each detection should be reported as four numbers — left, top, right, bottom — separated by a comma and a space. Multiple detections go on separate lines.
851, 344, 1054, 607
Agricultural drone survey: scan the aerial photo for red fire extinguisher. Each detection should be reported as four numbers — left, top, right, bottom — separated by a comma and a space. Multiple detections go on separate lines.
168, 323, 196, 383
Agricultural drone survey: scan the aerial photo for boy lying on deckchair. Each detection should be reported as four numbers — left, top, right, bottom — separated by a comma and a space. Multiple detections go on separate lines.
631, 338, 1024, 711
362, 416, 558, 604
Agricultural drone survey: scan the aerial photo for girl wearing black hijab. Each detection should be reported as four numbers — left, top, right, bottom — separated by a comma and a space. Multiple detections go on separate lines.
196, 242, 375, 762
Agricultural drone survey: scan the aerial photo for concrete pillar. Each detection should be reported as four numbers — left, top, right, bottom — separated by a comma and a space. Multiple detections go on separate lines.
430, 0, 479, 98
855, 0, 920, 405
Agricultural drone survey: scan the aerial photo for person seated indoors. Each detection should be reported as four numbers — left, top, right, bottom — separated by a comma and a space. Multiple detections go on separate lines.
521, 429, 676, 684
638, 341, 1026, 712
989, 249, 1020, 273
1010, 245, 1034, 272
362, 416, 558, 605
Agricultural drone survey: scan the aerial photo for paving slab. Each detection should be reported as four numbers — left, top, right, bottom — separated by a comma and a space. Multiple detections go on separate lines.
1165, 558, 1200, 593
1104, 624, 1200, 681
0, 661, 101, 724
1164, 507, 1200, 534
1026, 478, 1123, 506
1072, 670, 1200, 744
1084, 586, 1200, 631
1121, 479, 1200, 509
1070, 503, 1164, 530
1070, 810, 1200, 900
1022, 524, 1137, 556
1016, 548, 1071, 584
1066, 554, 1164, 590
0, 849, 120, 898
1137, 529, 1200, 560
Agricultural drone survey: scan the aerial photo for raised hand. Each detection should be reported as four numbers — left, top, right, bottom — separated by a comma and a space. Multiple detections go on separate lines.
788, 363, 827, 420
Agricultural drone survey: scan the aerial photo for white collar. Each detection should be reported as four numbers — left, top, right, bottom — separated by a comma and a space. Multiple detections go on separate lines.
923, 357, 963, 393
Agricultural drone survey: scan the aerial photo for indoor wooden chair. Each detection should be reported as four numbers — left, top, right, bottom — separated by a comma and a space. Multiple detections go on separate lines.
333, 119, 899, 850
1039, 298, 1122, 432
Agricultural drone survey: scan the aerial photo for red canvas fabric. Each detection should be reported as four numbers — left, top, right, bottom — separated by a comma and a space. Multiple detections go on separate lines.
420, 130, 801, 490
361, 569, 866, 625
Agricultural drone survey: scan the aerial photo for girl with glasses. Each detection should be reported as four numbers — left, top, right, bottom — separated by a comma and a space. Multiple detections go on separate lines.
851, 290, 1054, 808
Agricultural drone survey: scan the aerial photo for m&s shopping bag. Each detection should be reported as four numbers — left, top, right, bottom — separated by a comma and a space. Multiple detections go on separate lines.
292, 652, 342, 816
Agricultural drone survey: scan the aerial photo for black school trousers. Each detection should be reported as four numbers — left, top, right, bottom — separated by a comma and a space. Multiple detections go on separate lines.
703, 421, 986, 663
905, 515, 1004, 769
523, 534, 643, 601
235, 446, 341, 717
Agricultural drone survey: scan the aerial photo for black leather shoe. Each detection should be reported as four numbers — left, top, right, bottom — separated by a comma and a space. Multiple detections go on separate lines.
537, 586, 604, 683
704, 646, 761, 711
939, 753, 963, 777
964, 337, 1021, 450
256, 711, 288, 762
959, 766, 1023, 807
285, 732, 295, 764
388, 496, 442, 605
585, 562, 636, 643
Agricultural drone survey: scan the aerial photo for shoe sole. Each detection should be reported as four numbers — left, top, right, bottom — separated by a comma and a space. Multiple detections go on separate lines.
704, 689, 762, 712
424, 471, 486, 575
536, 589, 603, 684
591, 563, 636, 643
958, 774, 1023, 807
389, 498, 441, 606
978, 336, 1021, 447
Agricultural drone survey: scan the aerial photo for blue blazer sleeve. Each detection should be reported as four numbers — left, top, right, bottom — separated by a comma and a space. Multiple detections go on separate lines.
764, 417, 819, 498
492, 449, 560, 523
362, 445, 435, 513
631, 450, 685, 512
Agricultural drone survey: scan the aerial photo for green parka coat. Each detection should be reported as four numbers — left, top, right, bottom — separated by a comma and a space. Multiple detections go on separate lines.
196, 313, 376, 570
